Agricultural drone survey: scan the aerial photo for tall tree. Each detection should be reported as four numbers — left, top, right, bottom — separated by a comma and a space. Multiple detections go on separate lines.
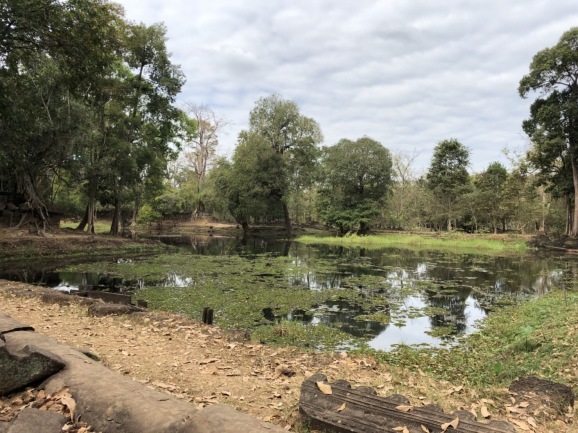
0, 0, 124, 231
317, 137, 393, 235
213, 133, 286, 238
475, 162, 509, 233
389, 150, 421, 228
182, 103, 229, 219
73, 22, 185, 235
426, 139, 470, 231
519, 27, 578, 236
245, 94, 322, 236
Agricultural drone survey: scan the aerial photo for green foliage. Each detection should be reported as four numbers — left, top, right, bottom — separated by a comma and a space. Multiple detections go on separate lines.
317, 137, 393, 235
0, 0, 184, 233
244, 94, 323, 233
137, 204, 162, 223
425, 139, 471, 231
215, 134, 287, 228
519, 27, 578, 236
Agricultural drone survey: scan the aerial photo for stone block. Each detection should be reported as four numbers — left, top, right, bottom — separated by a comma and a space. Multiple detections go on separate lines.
7, 408, 67, 433
0, 342, 65, 395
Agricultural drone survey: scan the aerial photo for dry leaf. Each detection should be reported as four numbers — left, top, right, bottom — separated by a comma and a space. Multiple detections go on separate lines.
518, 401, 530, 408
337, 403, 346, 412
481, 405, 490, 418
441, 417, 459, 431
395, 405, 413, 412
393, 427, 409, 433
316, 381, 332, 395
421, 425, 430, 432
510, 419, 531, 431
527, 417, 537, 428
506, 406, 526, 414
60, 396, 76, 419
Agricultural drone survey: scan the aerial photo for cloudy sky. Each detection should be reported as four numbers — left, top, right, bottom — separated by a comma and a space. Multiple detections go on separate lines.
116, 0, 578, 174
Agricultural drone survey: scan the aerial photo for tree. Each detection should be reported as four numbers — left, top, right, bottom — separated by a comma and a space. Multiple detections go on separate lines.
182, 103, 229, 219
317, 137, 393, 235
0, 0, 124, 231
71, 22, 185, 235
388, 150, 421, 228
475, 162, 508, 233
426, 139, 470, 231
519, 27, 578, 236
213, 134, 287, 238
245, 94, 322, 235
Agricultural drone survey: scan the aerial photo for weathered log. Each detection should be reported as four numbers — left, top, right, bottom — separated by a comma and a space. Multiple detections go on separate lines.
300, 374, 515, 433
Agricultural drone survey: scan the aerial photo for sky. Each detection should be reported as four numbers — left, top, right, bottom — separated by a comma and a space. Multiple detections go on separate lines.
115, 0, 578, 174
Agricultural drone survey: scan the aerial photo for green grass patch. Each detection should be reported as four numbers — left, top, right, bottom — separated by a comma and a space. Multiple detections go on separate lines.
252, 320, 367, 350
60, 220, 112, 234
296, 233, 529, 254
369, 289, 578, 391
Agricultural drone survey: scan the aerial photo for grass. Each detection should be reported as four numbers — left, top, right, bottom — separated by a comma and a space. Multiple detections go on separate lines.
369, 288, 578, 392
59, 219, 112, 234
296, 233, 529, 254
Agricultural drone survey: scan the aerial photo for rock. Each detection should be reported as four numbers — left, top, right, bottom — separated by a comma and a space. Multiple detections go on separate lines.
509, 376, 574, 416
7, 408, 67, 433
0, 339, 65, 395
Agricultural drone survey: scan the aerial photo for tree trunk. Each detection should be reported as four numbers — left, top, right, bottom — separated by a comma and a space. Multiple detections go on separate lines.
241, 220, 249, 240
566, 193, 573, 236
84, 178, 98, 234
358, 221, 369, 235
76, 205, 88, 231
110, 198, 121, 235
282, 202, 292, 237
14, 168, 50, 232
572, 157, 578, 237
132, 198, 141, 225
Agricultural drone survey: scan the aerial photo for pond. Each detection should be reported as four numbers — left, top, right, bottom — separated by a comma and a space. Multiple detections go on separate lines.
1, 235, 573, 351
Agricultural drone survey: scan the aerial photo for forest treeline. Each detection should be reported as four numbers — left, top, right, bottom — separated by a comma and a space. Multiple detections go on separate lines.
1, 1, 577, 237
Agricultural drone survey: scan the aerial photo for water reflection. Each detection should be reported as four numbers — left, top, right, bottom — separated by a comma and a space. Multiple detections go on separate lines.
0, 235, 573, 351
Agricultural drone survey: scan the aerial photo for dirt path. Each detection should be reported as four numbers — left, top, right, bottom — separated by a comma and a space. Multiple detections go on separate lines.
0, 281, 474, 431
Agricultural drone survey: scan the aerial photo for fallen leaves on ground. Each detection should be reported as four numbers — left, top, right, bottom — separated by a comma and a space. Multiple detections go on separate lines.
0, 386, 96, 432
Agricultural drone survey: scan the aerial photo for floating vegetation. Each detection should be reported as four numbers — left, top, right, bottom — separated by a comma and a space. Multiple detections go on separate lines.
54, 238, 568, 350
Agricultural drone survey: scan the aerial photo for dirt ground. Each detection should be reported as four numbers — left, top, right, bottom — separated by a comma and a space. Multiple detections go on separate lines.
0, 228, 574, 432
0, 280, 500, 431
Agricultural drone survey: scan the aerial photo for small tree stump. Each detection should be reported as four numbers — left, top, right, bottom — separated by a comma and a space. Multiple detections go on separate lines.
300, 374, 515, 433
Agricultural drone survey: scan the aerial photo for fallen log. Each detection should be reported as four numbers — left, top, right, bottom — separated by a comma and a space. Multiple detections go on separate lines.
300, 374, 515, 433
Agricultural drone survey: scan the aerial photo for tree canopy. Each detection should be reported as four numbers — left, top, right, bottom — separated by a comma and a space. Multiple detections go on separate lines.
519, 27, 578, 236
317, 137, 393, 235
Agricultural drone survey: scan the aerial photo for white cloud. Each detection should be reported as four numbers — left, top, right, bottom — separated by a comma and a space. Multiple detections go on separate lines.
116, 0, 578, 171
